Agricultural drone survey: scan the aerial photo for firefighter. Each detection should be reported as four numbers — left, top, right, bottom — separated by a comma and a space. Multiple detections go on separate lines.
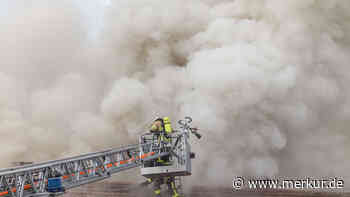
149, 117, 179, 197
163, 116, 172, 134
166, 176, 179, 197
149, 177, 179, 197
150, 117, 172, 165
150, 118, 164, 133
150, 117, 172, 134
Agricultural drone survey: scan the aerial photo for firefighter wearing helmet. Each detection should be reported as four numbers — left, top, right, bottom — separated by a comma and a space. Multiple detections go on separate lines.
149, 117, 179, 197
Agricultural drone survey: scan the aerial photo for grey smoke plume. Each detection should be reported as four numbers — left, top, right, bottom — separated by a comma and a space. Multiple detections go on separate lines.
1, 0, 350, 188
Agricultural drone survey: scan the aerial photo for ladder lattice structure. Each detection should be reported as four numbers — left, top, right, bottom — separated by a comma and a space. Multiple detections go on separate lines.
0, 117, 199, 197
0, 143, 168, 197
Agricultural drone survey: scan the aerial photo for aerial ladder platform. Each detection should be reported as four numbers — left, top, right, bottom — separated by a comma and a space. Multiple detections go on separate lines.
0, 117, 200, 197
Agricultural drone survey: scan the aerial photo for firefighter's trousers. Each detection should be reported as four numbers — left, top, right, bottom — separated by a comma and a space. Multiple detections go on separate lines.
152, 177, 179, 197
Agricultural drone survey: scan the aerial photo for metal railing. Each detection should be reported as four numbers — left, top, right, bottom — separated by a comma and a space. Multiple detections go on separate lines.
0, 143, 167, 197
0, 117, 199, 197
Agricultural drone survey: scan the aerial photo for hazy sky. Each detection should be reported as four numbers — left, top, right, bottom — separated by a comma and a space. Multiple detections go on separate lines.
0, 0, 349, 188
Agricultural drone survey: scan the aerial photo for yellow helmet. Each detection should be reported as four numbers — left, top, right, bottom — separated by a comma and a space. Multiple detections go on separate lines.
163, 117, 170, 124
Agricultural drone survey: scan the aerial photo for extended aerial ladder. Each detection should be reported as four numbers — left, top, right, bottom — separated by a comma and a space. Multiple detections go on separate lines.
0, 117, 200, 197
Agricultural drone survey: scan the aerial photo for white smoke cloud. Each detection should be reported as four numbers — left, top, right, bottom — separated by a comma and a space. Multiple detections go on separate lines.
0, 0, 349, 189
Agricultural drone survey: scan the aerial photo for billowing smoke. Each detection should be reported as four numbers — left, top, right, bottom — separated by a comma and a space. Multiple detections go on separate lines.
1, 0, 350, 188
